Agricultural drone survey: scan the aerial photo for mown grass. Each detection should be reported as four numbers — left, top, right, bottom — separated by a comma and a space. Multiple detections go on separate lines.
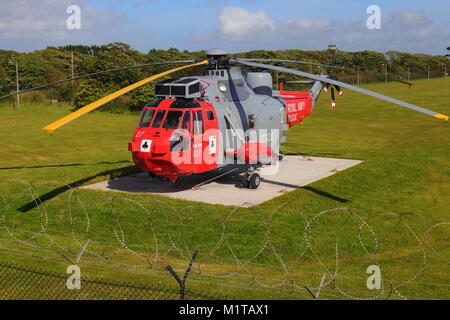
0, 78, 449, 300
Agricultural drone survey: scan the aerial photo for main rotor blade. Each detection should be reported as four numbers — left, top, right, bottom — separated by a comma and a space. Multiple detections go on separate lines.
239, 58, 346, 70
42, 60, 208, 134
0, 60, 195, 100
237, 60, 448, 121
286, 80, 316, 84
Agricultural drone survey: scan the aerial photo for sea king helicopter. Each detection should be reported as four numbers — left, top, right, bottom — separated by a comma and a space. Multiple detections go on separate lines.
22, 49, 448, 189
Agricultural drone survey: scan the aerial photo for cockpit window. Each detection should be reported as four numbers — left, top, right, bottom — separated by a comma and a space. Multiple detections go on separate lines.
145, 99, 163, 108
162, 111, 183, 129
139, 109, 155, 127
151, 110, 166, 128
181, 111, 191, 131
170, 99, 200, 109
193, 111, 204, 135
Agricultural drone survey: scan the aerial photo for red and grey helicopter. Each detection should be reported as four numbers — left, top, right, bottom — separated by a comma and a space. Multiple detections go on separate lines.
33, 49, 448, 189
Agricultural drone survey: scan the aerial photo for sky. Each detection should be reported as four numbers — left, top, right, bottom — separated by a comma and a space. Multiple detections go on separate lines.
0, 0, 449, 54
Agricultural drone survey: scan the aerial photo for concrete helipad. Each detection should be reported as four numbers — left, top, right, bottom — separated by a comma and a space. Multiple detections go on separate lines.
81, 156, 362, 206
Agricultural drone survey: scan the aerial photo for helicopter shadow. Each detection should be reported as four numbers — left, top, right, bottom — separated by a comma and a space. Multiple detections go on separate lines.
105, 164, 249, 194
0, 160, 130, 171
105, 165, 350, 204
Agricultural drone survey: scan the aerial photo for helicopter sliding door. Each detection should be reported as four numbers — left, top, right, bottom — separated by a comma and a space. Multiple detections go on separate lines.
174, 110, 194, 174
191, 108, 219, 174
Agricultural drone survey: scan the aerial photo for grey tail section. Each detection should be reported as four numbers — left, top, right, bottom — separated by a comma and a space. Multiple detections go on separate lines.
310, 81, 324, 110
286, 80, 323, 109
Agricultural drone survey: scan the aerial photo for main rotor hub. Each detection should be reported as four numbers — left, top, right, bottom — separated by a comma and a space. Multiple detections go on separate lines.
205, 48, 231, 69
206, 48, 228, 57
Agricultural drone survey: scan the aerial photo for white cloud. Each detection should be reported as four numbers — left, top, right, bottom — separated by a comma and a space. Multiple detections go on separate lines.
194, 7, 449, 54
217, 6, 275, 41
0, 0, 130, 51
391, 10, 432, 27
286, 18, 331, 32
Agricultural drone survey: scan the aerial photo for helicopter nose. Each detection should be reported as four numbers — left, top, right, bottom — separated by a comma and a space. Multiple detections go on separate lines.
128, 141, 139, 152
131, 132, 173, 156
129, 139, 154, 153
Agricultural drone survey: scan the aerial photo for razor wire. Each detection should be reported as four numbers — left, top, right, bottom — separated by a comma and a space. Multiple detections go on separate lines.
0, 179, 448, 300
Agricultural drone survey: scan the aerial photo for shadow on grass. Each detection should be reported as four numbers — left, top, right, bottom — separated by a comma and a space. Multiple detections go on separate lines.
284, 152, 342, 157
300, 186, 350, 203
18, 165, 139, 213
0, 160, 130, 171
263, 178, 350, 203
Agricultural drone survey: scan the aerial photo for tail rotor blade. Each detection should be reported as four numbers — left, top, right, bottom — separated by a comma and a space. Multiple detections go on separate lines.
42, 60, 208, 134
333, 83, 343, 96
237, 59, 448, 121
330, 87, 336, 109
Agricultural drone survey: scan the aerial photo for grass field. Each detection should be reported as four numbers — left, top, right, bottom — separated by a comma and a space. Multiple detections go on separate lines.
0, 78, 449, 300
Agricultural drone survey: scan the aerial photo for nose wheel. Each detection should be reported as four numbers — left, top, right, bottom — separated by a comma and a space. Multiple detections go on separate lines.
148, 172, 158, 179
242, 167, 261, 189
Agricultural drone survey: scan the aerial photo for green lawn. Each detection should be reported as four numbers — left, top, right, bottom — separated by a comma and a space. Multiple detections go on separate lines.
0, 78, 449, 300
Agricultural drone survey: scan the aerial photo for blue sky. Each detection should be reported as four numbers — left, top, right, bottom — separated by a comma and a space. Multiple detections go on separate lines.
1, 0, 449, 54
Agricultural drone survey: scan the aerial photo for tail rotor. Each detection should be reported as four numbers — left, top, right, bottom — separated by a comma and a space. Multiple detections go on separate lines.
324, 74, 344, 109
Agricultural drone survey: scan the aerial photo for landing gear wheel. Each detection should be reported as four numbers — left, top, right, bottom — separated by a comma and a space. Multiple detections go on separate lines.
148, 172, 158, 179
249, 173, 261, 189
242, 173, 250, 188
278, 152, 284, 161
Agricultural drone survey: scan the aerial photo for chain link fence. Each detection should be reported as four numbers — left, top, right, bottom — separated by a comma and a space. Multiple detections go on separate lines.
0, 263, 222, 300
339, 71, 447, 85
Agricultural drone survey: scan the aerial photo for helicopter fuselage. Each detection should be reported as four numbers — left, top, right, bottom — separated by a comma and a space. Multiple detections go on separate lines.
129, 66, 317, 181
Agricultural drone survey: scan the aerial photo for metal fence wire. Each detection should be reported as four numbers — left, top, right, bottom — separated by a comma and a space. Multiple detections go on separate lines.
0, 263, 222, 300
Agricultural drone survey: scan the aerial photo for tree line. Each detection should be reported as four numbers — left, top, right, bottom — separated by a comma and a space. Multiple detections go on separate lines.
0, 42, 448, 113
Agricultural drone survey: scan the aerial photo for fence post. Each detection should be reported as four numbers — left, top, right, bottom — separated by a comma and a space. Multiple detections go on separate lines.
357, 66, 360, 85
385, 64, 387, 84
166, 250, 198, 300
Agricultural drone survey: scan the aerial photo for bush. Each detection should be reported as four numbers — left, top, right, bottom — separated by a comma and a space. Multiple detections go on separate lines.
0, 66, 8, 96
73, 79, 138, 114
72, 79, 106, 110
57, 84, 75, 102
129, 85, 155, 112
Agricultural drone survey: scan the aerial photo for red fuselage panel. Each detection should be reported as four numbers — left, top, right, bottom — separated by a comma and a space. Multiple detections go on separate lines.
280, 91, 313, 127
